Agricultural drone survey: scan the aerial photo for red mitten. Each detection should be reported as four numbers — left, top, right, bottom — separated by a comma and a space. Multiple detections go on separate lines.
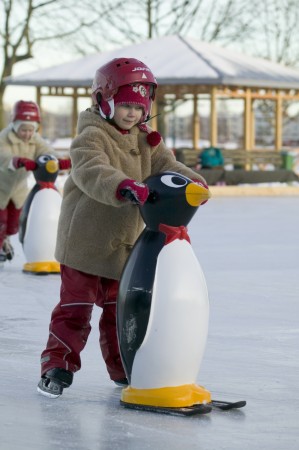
116, 179, 149, 205
12, 157, 37, 171
192, 179, 210, 205
192, 179, 209, 189
59, 159, 71, 170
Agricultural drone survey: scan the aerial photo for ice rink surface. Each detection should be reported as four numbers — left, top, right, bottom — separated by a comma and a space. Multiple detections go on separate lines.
1, 196, 298, 450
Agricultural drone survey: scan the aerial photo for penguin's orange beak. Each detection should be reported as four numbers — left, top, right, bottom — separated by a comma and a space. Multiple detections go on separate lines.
46, 160, 59, 173
186, 182, 211, 206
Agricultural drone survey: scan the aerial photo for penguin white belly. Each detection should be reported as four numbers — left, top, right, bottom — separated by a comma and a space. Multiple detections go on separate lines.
131, 239, 209, 389
23, 189, 62, 263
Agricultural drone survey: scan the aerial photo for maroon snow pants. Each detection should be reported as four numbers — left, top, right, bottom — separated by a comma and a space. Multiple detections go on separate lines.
0, 201, 22, 248
40, 264, 126, 381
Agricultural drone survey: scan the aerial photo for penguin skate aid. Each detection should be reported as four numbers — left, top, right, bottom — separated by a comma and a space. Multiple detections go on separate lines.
117, 175, 247, 416
37, 57, 210, 398
0, 100, 71, 264
19, 154, 67, 275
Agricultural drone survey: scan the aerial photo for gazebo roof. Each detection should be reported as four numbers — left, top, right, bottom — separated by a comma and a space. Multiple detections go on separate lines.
5, 35, 299, 90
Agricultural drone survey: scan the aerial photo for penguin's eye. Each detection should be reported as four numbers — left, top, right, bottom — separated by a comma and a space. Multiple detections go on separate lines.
38, 155, 55, 164
161, 175, 187, 188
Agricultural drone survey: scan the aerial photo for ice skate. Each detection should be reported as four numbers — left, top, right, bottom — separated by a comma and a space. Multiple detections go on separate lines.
37, 368, 73, 399
3, 237, 14, 261
0, 248, 7, 263
114, 378, 128, 387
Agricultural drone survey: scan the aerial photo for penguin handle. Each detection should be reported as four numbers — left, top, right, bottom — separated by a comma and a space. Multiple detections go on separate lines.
58, 159, 72, 171
119, 189, 138, 204
28, 165, 37, 172
120, 189, 158, 205
146, 190, 159, 203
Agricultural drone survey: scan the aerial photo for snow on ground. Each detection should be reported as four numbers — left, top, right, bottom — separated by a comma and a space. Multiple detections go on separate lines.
1, 196, 299, 450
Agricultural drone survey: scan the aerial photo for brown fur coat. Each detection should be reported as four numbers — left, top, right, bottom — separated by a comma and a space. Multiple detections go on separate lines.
55, 108, 206, 279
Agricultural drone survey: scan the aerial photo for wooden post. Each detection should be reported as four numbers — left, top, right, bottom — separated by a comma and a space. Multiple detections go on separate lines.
36, 87, 42, 134
251, 101, 255, 149
244, 88, 252, 151
151, 100, 158, 131
275, 92, 282, 151
192, 94, 200, 149
72, 88, 78, 137
36, 86, 41, 106
210, 86, 217, 146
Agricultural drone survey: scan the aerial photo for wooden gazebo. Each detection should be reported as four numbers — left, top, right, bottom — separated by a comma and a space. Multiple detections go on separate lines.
5, 35, 299, 151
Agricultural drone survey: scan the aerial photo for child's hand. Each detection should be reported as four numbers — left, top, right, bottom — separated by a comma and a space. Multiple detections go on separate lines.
192, 179, 209, 190
58, 159, 71, 170
12, 157, 37, 171
116, 179, 149, 205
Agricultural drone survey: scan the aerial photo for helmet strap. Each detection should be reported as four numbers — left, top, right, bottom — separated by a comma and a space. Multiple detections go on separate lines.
99, 98, 115, 120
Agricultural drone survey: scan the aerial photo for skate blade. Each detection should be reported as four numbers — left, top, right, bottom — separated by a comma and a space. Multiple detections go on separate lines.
37, 386, 62, 399
120, 400, 212, 416
211, 400, 246, 410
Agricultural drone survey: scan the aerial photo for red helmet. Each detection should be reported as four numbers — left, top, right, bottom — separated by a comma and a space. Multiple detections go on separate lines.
91, 58, 157, 122
12, 100, 41, 123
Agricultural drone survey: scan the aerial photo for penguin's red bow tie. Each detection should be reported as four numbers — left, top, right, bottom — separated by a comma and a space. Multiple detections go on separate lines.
159, 223, 191, 245
37, 181, 55, 189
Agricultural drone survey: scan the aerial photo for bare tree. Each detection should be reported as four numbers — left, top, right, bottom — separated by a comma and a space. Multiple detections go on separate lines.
81, 0, 253, 135
0, 0, 122, 128
3, 0, 299, 132
76, 0, 253, 53
246, 0, 299, 66
0, 0, 256, 128
244, 0, 299, 144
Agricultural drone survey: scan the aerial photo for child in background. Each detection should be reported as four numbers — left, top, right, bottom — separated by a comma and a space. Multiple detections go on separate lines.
0, 100, 70, 263
37, 57, 209, 398
200, 146, 224, 169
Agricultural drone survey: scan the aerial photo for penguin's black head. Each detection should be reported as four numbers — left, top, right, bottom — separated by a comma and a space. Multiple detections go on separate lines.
140, 172, 210, 231
33, 154, 59, 183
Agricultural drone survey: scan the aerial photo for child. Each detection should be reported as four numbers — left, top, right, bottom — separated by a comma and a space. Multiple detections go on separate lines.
37, 57, 209, 398
0, 100, 70, 262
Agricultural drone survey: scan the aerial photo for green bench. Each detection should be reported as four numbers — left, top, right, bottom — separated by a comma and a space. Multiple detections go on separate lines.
174, 147, 298, 185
